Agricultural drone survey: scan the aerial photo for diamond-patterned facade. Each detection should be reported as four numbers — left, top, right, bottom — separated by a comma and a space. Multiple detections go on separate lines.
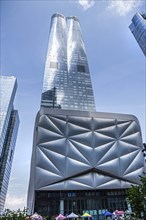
27, 108, 144, 212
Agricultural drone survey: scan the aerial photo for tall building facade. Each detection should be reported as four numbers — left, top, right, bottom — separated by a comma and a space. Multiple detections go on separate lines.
41, 13, 96, 111
129, 12, 146, 56
28, 13, 144, 219
0, 76, 19, 214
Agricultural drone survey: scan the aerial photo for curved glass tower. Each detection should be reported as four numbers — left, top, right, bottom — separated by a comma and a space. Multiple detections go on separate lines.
129, 12, 146, 56
41, 13, 96, 111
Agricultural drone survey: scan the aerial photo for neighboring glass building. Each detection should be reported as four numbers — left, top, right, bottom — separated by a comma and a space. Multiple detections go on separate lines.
41, 13, 96, 111
129, 12, 146, 56
0, 76, 19, 214
27, 13, 145, 219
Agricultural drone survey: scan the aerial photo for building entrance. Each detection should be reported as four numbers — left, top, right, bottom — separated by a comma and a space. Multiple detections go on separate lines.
35, 189, 128, 219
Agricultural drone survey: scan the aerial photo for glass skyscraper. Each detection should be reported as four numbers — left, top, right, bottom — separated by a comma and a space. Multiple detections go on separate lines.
41, 13, 96, 111
27, 13, 144, 218
129, 12, 146, 56
0, 76, 19, 214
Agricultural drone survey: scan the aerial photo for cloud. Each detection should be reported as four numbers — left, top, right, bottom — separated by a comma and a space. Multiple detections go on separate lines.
5, 194, 27, 210
107, 0, 142, 16
78, 0, 95, 10
77, 0, 142, 14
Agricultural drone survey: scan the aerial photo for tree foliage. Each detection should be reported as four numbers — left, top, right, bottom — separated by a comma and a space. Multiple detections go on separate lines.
127, 176, 146, 218
0, 208, 28, 220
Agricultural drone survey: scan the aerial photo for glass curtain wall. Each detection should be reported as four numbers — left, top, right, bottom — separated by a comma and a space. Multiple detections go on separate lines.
35, 190, 128, 219
41, 13, 96, 111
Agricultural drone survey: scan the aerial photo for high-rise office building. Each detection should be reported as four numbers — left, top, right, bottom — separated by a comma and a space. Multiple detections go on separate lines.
41, 13, 96, 111
129, 12, 146, 56
0, 76, 19, 214
27, 13, 144, 218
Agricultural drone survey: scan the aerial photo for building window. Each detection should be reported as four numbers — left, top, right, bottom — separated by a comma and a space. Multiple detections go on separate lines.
50, 62, 58, 69
9, 149, 13, 162
77, 65, 85, 72
68, 192, 76, 197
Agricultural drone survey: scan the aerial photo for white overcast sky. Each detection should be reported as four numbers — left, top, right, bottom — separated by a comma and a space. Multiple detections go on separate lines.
1, 0, 146, 210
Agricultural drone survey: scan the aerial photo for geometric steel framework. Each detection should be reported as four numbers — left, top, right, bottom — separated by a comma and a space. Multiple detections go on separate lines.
27, 108, 144, 213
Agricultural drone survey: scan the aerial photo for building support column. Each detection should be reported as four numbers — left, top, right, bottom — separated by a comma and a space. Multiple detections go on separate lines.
60, 200, 64, 214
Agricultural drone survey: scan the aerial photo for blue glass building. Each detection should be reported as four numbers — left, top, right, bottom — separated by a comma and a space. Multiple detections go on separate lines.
0, 76, 19, 214
129, 12, 146, 56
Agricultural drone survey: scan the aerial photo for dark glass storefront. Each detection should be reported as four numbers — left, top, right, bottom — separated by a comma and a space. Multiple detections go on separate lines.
35, 189, 128, 219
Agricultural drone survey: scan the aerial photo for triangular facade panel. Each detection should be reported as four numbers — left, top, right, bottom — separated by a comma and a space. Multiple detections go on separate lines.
117, 120, 132, 138
67, 122, 90, 137
93, 118, 117, 130
118, 140, 140, 156
94, 141, 118, 165
97, 158, 120, 177
67, 140, 91, 165
38, 115, 64, 135
120, 121, 139, 138
35, 167, 63, 189
97, 125, 117, 139
38, 138, 66, 155
66, 157, 92, 177
37, 126, 64, 144
68, 116, 93, 130
69, 131, 93, 147
36, 147, 62, 176
47, 115, 67, 135
39, 147, 66, 177
93, 132, 115, 147
39, 181, 65, 191
121, 132, 141, 146
69, 139, 94, 164
122, 151, 144, 176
